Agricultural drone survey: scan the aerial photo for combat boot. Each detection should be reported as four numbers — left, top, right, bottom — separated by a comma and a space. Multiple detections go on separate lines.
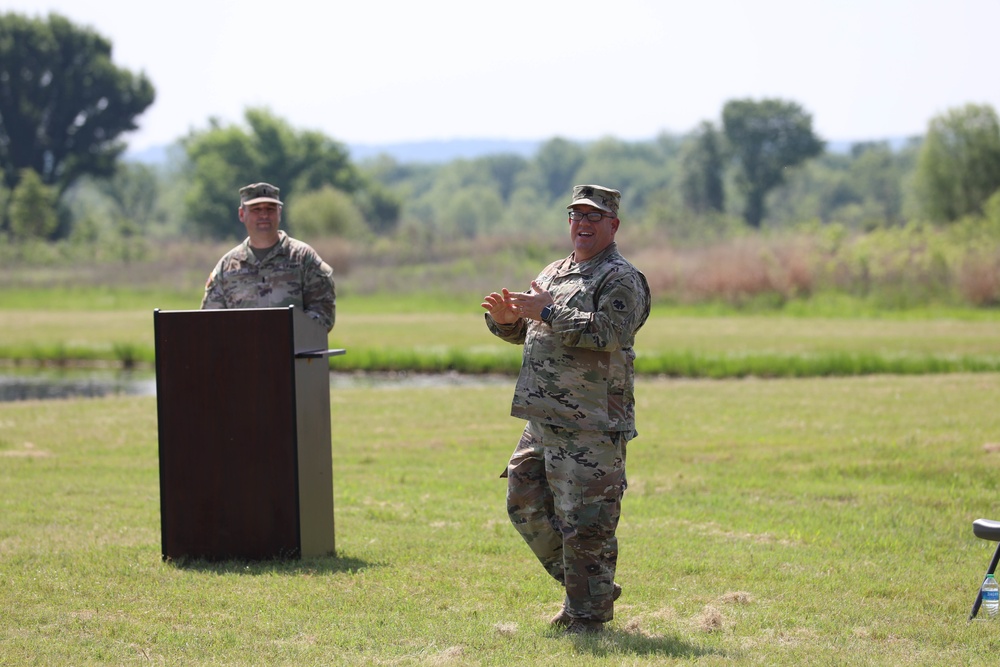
549, 582, 621, 628
564, 618, 605, 634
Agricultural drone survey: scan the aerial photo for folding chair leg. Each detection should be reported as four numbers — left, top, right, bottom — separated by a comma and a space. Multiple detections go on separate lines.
969, 542, 1000, 621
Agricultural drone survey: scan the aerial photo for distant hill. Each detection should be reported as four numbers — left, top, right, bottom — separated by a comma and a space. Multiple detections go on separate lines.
347, 138, 543, 163
827, 136, 918, 154
125, 145, 171, 164
124, 138, 543, 166
125, 136, 917, 166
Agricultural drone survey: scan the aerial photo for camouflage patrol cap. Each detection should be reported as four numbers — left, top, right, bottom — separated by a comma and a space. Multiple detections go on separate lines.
240, 182, 283, 206
567, 184, 621, 216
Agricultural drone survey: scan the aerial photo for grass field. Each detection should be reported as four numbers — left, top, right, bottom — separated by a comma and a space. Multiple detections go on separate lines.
3, 374, 1000, 665
3, 288, 1000, 378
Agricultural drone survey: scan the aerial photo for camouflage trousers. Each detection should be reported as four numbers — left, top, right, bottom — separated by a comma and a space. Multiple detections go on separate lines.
504, 420, 628, 623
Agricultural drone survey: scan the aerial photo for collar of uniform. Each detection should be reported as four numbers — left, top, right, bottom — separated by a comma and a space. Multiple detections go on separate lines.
564, 242, 619, 274
239, 230, 289, 263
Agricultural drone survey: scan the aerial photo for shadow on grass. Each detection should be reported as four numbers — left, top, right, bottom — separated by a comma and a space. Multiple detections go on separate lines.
165, 553, 382, 576
563, 627, 723, 660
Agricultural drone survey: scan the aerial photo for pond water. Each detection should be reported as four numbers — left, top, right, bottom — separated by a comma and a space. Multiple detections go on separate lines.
0, 369, 157, 402
0, 368, 508, 403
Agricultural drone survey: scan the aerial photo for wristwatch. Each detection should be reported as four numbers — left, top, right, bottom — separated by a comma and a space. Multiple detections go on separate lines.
540, 304, 554, 322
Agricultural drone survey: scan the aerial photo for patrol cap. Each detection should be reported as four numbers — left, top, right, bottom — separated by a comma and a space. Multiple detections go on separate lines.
240, 182, 283, 206
567, 184, 621, 216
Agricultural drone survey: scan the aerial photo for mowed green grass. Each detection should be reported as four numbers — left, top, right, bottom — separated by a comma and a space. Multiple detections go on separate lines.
3, 289, 1000, 376
2, 374, 1000, 665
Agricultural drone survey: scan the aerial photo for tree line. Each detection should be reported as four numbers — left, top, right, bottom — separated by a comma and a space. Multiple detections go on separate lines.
2, 12, 1000, 252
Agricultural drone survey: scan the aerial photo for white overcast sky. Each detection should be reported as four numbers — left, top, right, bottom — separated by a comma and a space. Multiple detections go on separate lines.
5, 0, 999, 151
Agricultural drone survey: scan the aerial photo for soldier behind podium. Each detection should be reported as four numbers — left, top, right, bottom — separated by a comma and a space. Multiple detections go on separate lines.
201, 182, 336, 332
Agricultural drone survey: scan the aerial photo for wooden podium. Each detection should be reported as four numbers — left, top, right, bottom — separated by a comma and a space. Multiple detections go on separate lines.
153, 307, 343, 561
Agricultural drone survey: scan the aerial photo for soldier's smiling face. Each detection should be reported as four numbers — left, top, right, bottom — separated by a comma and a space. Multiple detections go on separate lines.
239, 202, 281, 246
568, 205, 619, 262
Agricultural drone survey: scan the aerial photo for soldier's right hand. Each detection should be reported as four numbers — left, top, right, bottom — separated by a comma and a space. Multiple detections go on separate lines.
481, 289, 520, 324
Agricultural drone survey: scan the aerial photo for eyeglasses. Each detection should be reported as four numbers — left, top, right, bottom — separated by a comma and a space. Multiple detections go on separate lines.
568, 211, 615, 222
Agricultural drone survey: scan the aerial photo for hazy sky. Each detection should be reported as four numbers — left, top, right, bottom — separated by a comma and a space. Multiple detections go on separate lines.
5, 0, 999, 151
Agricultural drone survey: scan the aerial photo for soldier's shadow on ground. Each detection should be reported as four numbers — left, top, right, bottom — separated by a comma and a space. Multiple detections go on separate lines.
164, 553, 380, 576
563, 627, 724, 660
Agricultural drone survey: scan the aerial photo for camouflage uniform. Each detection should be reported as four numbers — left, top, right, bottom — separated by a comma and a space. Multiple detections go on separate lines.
201, 230, 336, 332
486, 238, 650, 623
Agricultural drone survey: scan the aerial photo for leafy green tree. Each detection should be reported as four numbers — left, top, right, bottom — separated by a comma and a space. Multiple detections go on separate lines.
575, 137, 676, 214
108, 214, 147, 263
476, 154, 529, 202
359, 155, 437, 195
846, 142, 904, 225
764, 141, 918, 229
8, 168, 58, 240
722, 98, 824, 228
287, 186, 367, 239
182, 109, 397, 240
98, 162, 160, 231
406, 157, 504, 234
0, 12, 155, 194
679, 121, 726, 215
182, 128, 250, 239
915, 103, 1000, 222
535, 137, 585, 202
440, 185, 503, 238
0, 182, 9, 229
763, 153, 846, 227
352, 178, 403, 236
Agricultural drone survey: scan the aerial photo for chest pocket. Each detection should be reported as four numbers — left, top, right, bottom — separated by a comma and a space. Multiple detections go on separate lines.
559, 276, 598, 312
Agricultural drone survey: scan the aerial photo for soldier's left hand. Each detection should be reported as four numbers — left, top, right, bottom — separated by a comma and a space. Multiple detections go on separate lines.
507, 281, 554, 321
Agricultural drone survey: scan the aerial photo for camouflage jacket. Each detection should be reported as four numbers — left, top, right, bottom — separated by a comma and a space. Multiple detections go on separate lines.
486, 242, 650, 432
201, 231, 336, 332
